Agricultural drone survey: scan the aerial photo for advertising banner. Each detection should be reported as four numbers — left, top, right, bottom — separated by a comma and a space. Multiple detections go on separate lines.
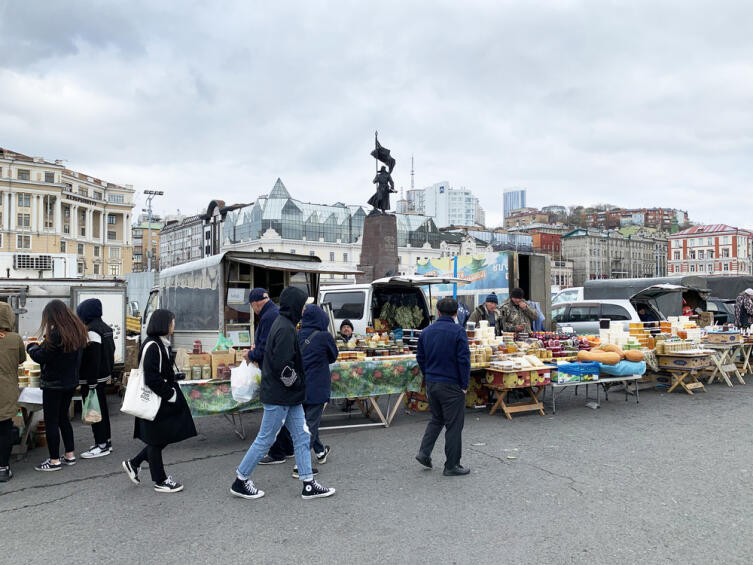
415, 252, 510, 296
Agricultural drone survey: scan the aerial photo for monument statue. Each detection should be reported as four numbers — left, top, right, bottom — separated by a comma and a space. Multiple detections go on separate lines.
367, 132, 397, 214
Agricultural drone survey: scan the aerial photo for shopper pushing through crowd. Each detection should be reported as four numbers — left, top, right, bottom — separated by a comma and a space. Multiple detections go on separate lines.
230, 286, 335, 500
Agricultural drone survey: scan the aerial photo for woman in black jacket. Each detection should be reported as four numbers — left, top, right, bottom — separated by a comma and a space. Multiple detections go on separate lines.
122, 310, 196, 493
27, 300, 88, 472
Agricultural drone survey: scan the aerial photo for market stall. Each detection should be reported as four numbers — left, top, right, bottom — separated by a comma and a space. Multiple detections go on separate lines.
702, 332, 746, 386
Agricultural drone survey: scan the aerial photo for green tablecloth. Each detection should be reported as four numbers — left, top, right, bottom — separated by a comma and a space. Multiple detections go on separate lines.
181, 358, 423, 418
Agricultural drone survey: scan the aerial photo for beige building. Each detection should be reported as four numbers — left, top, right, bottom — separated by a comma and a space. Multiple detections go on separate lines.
0, 147, 134, 277
132, 220, 163, 272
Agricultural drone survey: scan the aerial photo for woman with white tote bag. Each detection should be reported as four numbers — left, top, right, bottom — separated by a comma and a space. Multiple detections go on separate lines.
121, 310, 196, 493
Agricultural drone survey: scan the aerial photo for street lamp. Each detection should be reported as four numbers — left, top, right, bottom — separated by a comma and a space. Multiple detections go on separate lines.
144, 190, 164, 271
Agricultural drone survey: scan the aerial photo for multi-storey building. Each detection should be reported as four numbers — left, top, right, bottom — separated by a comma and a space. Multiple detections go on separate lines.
562, 228, 668, 286
132, 219, 163, 272
668, 224, 753, 275
503, 210, 550, 229
503, 189, 526, 219
587, 207, 688, 232
405, 181, 485, 228
531, 232, 562, 257
551, 259, 574, 289
0, 147, 134, 277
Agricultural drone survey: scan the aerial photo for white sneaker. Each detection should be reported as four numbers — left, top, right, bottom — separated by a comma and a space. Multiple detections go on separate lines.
154, 476, 183, 493
81, 445, 111, 459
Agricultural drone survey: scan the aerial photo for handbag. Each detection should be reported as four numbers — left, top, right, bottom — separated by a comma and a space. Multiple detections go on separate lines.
121, 340, 163, 421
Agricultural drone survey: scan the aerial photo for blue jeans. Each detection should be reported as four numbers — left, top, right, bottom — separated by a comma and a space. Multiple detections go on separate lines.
237, 404, 313, 481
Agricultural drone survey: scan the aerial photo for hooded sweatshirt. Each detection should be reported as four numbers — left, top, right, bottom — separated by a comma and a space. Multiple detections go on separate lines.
260, 287, 308, 406
0, 303, 26, 421
77, 299, 116, 387
299, 305, 339, 405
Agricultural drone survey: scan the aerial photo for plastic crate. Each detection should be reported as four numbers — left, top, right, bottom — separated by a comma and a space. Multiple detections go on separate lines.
556, 362, 600, 378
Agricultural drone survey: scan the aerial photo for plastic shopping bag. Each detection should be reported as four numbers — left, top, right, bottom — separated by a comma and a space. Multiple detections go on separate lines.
82, 389, 102, 425
212, 333, 234, 352
231, 360, 261, 402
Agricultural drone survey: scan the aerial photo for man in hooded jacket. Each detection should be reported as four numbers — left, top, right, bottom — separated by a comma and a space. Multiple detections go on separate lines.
76, 298, 116, 458
230, 287, 336, 501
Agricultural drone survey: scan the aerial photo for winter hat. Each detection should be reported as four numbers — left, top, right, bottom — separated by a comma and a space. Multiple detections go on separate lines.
485, 293, 499, 304
745, 288, 753, 296
77, 298, 103, 324
510, 288, 525, 299
248, 288, 269, 303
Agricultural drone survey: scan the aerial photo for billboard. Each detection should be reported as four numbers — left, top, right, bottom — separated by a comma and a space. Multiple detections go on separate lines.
416, 252, 510, 296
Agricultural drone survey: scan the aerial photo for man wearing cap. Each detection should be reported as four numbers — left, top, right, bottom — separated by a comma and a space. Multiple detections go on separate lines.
245, 289, 295, 464
735, 289, 753, 329
498, 287, 538, 334
468, 292, 500, 334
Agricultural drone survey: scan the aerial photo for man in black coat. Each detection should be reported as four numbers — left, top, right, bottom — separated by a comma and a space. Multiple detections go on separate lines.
77, 298, 116, 459
230, 287, 336, 501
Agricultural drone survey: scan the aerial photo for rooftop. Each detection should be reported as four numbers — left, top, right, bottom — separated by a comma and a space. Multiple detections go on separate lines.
675, 224, 751, 236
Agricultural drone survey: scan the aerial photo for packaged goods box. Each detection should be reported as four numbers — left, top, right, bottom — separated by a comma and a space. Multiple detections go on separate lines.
657, 354, 710, 370
705, 332, 742, 345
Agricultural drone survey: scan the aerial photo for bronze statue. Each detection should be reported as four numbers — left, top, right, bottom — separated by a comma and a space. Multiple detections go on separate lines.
368, 132, 397, 213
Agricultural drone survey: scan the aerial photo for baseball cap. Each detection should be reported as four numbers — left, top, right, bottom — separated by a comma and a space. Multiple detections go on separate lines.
248, 288, 269, 303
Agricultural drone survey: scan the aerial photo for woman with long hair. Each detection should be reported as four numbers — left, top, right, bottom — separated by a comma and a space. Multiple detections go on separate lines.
122, 309, 196, 493
27, 300, 88, 472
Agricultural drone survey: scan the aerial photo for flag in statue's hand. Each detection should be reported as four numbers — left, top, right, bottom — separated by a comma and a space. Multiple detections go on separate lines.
371, 139, 396, 173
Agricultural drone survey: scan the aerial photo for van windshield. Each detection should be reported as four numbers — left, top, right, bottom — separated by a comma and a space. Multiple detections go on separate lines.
323, 291, 365, 319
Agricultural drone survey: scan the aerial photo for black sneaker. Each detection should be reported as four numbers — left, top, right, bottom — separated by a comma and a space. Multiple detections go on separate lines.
316, 446, 331, 464
107, 440, 113, 451
0, 467, 12, 482
62, 456, 76, 466
301, 479, 335, 500
259, 455, 286, 465
154, 476, 183, 493
291, 465, 319, 479
230, 478, 265, 500
122, 460, 141, 485
443, 465, 471, 477
35, 459, 62, 472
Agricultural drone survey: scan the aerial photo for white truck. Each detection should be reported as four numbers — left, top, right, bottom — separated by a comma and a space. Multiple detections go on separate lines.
0, 278, 128, 365
142, 251, 361, 351
318, 275, 468, 335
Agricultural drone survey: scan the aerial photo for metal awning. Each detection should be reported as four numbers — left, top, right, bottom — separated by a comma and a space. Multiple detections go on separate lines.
232, 257, 363, 275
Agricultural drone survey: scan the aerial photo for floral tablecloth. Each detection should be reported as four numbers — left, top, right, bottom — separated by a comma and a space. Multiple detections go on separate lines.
181, 358, 424, 418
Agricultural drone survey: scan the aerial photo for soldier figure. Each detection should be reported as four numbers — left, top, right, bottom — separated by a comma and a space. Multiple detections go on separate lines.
368, 166, 396, 213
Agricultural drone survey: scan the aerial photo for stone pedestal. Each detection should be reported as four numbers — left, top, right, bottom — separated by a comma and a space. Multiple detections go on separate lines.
357, 213, 399, 284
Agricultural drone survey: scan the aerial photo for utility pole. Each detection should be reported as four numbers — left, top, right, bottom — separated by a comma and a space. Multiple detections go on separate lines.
143, 190, 164, 271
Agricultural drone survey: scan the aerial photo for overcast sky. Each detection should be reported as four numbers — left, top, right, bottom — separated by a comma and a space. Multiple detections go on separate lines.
1, 1, 751, 228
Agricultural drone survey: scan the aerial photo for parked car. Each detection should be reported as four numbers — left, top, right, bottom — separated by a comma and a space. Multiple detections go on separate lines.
552, 300, 664, 334
552, 287, 583, 305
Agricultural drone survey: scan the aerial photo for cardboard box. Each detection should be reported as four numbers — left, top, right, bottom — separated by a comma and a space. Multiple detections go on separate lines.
187, 353, 211, 369
705, 332, 742, 345
211, 350, 237, 378
657, 354, 710, 369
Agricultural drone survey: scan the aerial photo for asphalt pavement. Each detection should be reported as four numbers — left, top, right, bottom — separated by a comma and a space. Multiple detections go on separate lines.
2, 383, 753, 565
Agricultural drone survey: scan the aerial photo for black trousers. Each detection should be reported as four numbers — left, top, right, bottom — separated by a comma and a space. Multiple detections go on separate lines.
82, 383, 111, 446
418, 381, 465, 469
268, 424, 294, 459
0, 419, 12, 467
304, 403, 325, 454
131, 444, 168, 483
42, 388, 75, 460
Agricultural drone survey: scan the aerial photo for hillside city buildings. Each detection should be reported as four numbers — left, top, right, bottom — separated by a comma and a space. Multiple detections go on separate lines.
399, 181, 485, 228
668, 224, 753, 275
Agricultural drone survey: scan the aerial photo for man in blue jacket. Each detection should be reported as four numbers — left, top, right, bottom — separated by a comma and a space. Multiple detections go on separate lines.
415, 297, 471, 476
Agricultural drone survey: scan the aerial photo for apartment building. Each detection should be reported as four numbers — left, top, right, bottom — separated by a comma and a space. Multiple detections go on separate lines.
0, 147, 134, 277
668, 224, 753, 275
586, 207, 688, 232
132, 220, 163, 272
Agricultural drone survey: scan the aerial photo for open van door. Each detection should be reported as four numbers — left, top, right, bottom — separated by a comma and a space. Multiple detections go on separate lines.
372, 275, 470, 325
629, 284, 704, 321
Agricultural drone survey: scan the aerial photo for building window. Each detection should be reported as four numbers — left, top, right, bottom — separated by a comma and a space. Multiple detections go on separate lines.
690, 265, 695, 272
109, 264, 120, 276
673, 251, 680, 260
343, 252, 348, 262
724, 262, 729, 271
108, 231, 116, 240
709, 250, 714, 259
689, 251, 695, 260
94, 246, 100, 257
17, 193, 31, 207
330, 252, 335, 261
109, 247, 121, 259
78, 187, 88, 197
108, 194, 125, 203
723, 248, 729, 258
60, 241, 66, 253
77, 262, 85, 275
94, 264, 100, 275
107, 214, 117, 225
698, 250, 704, 259
16, 235, 31, 249
94, 191, 102, 200
77, 243, 84, 255
290, 249, 296, 254
310, 251, 316, 256
17, 213, 30, 228
17, 169, 30, 181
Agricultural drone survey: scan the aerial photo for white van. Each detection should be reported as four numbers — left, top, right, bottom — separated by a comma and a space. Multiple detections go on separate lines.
318, 275, 467, 335
552, 287, 584, 305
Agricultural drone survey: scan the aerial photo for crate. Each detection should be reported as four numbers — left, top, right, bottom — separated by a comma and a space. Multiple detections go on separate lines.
705, 332, 743, 345
657, 354, 710, 370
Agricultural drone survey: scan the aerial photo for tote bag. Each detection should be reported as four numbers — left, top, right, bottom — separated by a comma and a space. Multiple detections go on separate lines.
121, 340, 162, 421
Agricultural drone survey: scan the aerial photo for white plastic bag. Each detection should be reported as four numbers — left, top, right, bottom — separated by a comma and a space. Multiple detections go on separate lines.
121, 341, 162, 421
231, 360, 261, 402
